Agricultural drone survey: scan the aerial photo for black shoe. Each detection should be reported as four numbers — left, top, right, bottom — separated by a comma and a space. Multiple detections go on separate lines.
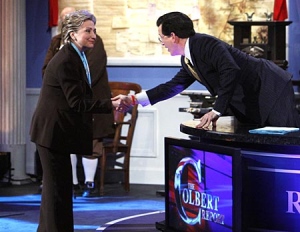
73, 184, 83, 199
82, 182, 97, 197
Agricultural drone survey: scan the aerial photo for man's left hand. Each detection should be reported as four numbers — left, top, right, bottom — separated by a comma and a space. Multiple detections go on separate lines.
196, 111, 220, 129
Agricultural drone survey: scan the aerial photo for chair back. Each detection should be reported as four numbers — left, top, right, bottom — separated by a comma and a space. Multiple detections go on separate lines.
98, 81, 142, 195
109, 82, 142, 152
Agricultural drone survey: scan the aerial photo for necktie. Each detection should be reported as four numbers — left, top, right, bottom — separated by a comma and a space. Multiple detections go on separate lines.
81, 52, 92, 86
184, 57, 202, 83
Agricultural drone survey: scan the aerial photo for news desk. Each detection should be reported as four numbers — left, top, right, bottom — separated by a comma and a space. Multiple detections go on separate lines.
180, 116, 300, 231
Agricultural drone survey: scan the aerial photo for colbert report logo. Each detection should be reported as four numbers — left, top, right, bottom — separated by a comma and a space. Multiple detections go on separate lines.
174, 157, 225, 226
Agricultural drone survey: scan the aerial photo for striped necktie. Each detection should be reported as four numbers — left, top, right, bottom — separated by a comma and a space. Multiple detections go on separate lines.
184, 57, 202, 83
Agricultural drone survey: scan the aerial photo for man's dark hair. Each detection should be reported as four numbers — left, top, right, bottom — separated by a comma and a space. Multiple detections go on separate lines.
156, 12, 195, 38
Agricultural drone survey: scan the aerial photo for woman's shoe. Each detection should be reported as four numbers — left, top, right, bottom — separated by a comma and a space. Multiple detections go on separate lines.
82, 182, 97, 197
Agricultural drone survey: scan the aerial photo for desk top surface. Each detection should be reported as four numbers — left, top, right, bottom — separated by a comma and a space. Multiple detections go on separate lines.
180, 116, 300, 146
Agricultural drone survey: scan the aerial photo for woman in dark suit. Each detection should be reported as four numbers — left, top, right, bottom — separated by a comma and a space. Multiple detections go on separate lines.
115, 11, 300, 129
41, 7, 115, 198
30, 10, 119, 232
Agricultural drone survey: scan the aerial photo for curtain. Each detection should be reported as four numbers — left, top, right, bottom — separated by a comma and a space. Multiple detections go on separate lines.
273, 0, 288, 21
49, 0, 58, 27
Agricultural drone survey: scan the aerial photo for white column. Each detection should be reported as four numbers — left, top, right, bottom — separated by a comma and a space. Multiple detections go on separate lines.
0, 0, 29, 184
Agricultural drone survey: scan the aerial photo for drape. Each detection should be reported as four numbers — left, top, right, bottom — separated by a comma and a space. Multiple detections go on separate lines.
273, 0, 288, 21
49, 0, 58, 27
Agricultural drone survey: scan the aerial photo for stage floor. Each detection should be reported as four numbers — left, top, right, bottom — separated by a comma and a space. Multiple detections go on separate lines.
0, 181, 165, 232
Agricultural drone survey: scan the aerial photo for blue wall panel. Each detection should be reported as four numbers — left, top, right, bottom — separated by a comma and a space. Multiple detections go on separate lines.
26, 0, 51, 88
107, 66, 204, 90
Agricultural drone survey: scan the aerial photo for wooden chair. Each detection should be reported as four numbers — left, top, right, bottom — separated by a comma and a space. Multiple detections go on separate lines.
98, 81, 142, 195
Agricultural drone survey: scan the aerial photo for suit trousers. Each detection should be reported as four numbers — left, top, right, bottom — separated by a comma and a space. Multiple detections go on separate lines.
36, 144, 74, 232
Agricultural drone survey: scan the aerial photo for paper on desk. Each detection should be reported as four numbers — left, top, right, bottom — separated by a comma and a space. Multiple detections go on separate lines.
249, 126, 299, 135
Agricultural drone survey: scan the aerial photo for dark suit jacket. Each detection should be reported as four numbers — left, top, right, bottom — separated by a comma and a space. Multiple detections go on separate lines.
42, 34, 115, 139
30, 43, 113, 155
86, 35, 115, 138
146, 33, 295, 126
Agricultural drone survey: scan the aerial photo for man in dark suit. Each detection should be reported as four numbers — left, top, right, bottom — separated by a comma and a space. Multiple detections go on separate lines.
115, 11, 300, 128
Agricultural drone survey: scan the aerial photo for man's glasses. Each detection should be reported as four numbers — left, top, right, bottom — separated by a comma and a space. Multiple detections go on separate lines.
158, 34, 169, 43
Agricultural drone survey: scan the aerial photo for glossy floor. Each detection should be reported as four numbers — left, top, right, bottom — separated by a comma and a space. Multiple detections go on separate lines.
0, 181, 165, 232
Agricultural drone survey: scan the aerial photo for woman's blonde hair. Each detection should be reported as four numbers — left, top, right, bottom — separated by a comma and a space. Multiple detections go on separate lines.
61, 10, 96, 45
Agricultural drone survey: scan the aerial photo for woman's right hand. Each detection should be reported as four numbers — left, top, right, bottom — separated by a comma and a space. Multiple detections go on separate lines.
111, 94, 131, 112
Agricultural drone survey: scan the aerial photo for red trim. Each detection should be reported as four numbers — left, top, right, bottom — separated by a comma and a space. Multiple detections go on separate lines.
49, 0, 59, 27
131, 95, 136, 106
273, 0, 288, 21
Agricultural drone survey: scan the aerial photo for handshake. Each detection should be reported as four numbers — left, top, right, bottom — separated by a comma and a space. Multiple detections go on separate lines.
111, 94, 137, 112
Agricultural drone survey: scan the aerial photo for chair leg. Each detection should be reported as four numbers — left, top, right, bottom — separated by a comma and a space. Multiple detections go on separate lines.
124, 169, 130, 192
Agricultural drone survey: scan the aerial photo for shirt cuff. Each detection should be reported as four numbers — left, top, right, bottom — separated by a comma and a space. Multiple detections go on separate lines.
212, 109, 222, 116
135, 91, 150, 107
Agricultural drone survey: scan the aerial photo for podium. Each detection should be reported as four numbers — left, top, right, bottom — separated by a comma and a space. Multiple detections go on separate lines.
178, 117, 300, 231
160, 137, 242, 232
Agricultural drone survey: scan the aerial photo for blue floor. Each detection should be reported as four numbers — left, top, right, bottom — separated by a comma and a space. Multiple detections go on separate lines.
0, 182, 165, 232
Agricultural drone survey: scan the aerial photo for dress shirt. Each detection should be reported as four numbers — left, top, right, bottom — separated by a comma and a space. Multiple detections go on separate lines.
71, 43, 92, 86
184, 38, 221, 116
135, 91, 150, 106
135, 39, 192, 107
184, 38, 193, 65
